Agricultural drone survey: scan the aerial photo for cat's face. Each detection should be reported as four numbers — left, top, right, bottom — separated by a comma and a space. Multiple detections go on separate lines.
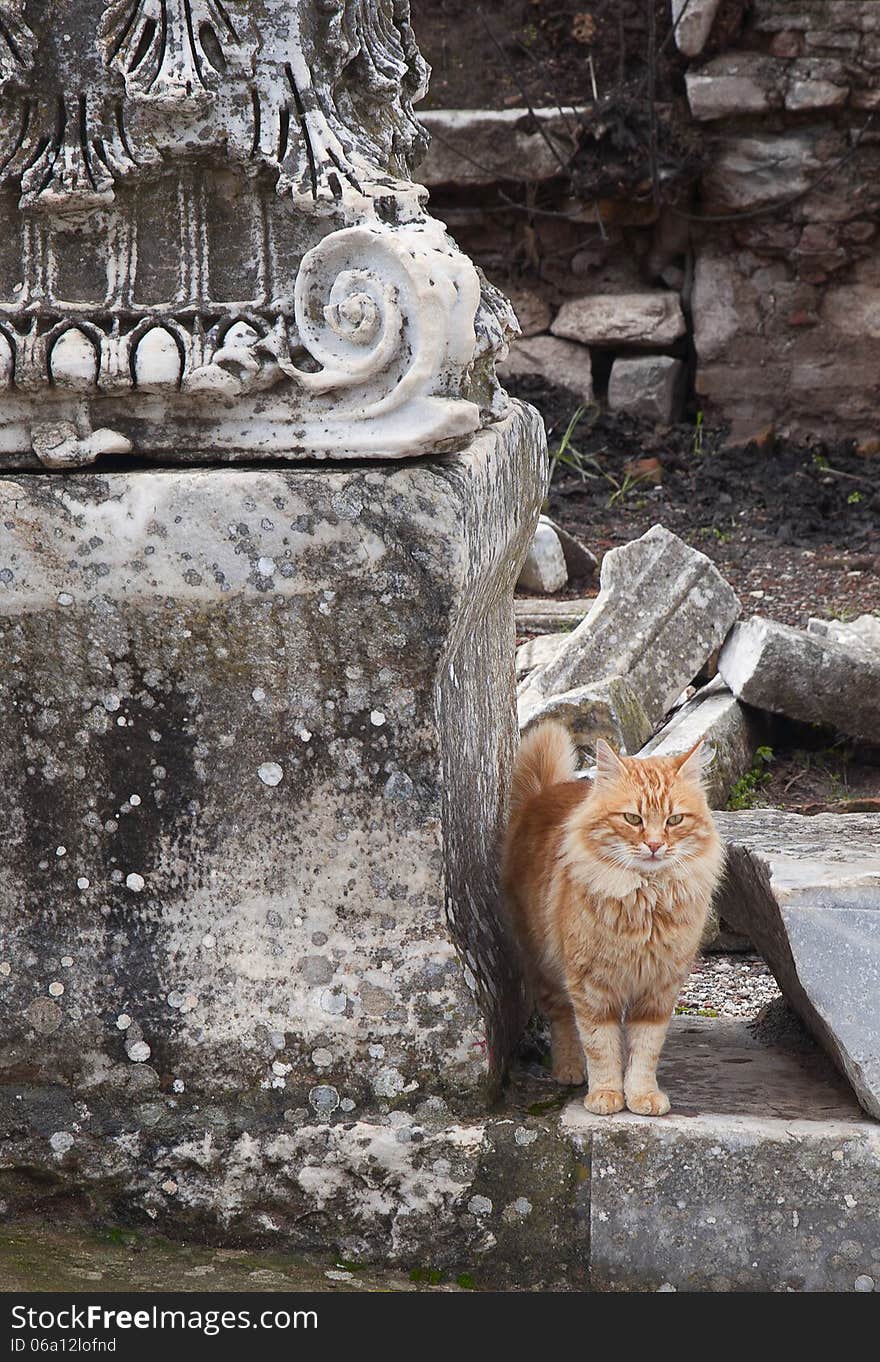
584, 740, 716, 877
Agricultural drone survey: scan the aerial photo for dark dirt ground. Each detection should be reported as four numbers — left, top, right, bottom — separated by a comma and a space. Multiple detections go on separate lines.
509, 376, 880, 624
412, 0, 706, 206
507, 376, 880, 813
412, 0, 672, 111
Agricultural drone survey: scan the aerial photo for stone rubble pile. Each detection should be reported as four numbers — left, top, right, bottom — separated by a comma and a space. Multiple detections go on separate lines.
499, 290, 688, 424
518, 525, 740, 752
719, 616, 880, 742
517, 524, 880, 784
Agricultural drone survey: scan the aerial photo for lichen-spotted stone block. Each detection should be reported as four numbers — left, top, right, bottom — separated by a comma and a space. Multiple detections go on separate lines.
0, 403, 545, 1109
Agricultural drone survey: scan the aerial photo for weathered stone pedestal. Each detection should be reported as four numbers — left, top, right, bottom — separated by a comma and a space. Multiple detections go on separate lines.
0, 403, 544, 1111
0, 0, 554, 1257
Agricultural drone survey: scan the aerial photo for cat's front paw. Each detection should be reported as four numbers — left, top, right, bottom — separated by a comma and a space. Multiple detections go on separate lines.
584, 1087, 625, 1115
625, 1089, 671, 1116
552, 1060, 586, 1086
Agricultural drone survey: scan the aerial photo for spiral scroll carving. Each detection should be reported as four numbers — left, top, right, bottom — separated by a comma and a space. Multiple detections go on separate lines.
291, 221, 481, 422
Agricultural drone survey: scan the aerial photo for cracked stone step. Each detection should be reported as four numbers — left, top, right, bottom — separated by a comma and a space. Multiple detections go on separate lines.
1, 1017, 876, 1292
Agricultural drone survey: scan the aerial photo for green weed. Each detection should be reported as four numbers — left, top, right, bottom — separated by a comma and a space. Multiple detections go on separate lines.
692, 409, 704, 456
726, 746, 774, 810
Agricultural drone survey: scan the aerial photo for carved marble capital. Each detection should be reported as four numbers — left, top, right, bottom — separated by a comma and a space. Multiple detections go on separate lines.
0, 2, 517, 465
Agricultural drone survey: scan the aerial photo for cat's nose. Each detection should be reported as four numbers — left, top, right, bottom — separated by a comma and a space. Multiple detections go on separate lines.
646, 840, 664, 855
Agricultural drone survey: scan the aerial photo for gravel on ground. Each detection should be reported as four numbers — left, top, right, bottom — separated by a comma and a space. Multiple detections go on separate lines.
678, 954, 781, 1020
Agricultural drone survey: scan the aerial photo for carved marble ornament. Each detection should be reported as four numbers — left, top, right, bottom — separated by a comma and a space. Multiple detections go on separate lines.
0, 2, 516, 465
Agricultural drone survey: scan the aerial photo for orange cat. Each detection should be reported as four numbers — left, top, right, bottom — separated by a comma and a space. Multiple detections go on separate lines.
502, 722, 724, 1116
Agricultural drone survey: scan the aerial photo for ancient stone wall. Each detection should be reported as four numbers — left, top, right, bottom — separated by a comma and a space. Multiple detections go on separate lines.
414, 0, 880, 444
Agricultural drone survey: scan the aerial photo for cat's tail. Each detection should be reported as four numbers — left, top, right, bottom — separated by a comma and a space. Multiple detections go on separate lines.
509, 721, 577, 811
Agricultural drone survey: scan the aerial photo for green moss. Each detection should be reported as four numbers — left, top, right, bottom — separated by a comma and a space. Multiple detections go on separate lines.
409, 1266, 445, 1284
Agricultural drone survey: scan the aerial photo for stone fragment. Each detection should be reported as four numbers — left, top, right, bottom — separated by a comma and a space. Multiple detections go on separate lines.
702, 134, 820, 213
692, 252, 761, 363
719, 616, 880, 742
515, 633, 568, 681
0, 404, 545, 1104
418, 108, 580, 187
638, 678, 768, 809
514, 598, 594, 633
822, 285, 880, 340
517, 520, 567, 594
519, 677, 652, 755
539, 517, 597, 580
499, 335, 593, 403
807, 614, 880, 656
551, 293, 686, 348
714, 811, 880, 1119
607, 356, 684, 423
672, 0, 723, 57
519, 526, 741, 750
785, 77, 848, 111
686, 59, 776, 121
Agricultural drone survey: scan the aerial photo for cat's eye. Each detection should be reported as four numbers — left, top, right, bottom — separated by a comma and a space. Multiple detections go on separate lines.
667, 814, 684, 826
623, 812, 642, 826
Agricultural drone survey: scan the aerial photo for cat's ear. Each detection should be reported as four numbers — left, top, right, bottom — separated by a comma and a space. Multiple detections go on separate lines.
676, 739, 714, 785
594, 737, 626, 787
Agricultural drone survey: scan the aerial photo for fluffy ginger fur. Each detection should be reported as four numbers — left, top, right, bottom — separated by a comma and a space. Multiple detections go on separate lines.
502, 721, 724, 1116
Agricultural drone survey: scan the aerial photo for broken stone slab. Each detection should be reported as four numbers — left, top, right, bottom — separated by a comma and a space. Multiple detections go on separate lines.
418, 107, 581, 187
638, 677, 768, 809
515, 633, 568, 681
807, 614, 880, 658
518, 677, 652, 755
607, 355, 685, 423
499, 335, 594, 403
692, 250, 761, 364
551, 293, 686, 348
518, 525, 741, 751
672, 0, 723, 58
686, 53, 849, 121
514, 598, 593, 634
517, 519, 568, 594
540, 516, 598, 581
719, 616, 880, 742
0, 402, 544, 1109
714, 811, 880, 1120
